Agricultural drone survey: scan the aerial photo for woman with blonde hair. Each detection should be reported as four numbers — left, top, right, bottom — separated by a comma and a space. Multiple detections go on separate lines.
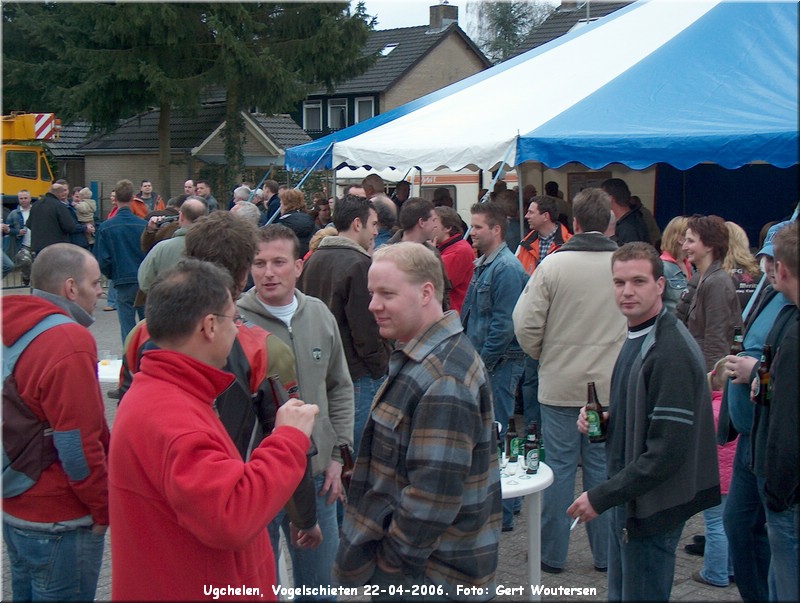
278, 187, 318, 258
660, 216, 692, 312
723, 221, 762, 312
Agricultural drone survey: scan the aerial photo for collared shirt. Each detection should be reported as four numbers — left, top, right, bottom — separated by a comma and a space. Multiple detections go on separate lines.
336, 311, 500, 597
538, 229, 557, 261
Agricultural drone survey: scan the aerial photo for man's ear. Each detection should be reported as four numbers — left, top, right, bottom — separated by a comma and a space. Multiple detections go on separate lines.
62, 277, 78, 302
420, 281, 435, 306
199, 314, 216, 341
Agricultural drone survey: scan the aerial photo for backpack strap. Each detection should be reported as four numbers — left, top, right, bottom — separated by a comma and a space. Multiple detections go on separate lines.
3, 314, 75, 381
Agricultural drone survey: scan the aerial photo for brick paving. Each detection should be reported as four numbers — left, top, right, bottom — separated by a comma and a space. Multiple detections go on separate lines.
2, 287, 743, 601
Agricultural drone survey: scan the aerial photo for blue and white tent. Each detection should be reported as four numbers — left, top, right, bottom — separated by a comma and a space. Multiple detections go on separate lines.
286, 0, 797, 173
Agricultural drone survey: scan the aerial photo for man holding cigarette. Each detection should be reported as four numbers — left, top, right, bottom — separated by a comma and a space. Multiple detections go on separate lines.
568, 242, 720, 601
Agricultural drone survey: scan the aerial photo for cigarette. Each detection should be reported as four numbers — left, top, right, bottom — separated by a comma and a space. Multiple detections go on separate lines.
570, 516, 580, 531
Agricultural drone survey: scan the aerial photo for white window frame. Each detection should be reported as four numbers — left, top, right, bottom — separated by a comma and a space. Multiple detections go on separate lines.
303, 100, 322, 131
355, 97, 375, 124
328, 98, 348, 130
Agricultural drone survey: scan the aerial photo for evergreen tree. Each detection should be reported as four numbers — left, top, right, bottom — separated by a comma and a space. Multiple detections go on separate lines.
2, 2, 375, 197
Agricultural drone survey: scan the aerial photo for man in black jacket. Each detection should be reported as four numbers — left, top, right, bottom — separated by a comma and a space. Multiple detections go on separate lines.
27, 182, 93, 254
569, 242, 720, 601
602, 178, 651, 246
299, 194, 388, 455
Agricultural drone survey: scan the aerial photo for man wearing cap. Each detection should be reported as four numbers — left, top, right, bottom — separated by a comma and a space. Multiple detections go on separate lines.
717, 219, 795, 602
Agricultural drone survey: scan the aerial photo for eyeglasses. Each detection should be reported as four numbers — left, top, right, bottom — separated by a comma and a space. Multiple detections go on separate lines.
213, 312, 245, 327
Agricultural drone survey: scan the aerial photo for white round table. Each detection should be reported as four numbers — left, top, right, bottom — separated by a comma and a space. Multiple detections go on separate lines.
500, 460, 553, 601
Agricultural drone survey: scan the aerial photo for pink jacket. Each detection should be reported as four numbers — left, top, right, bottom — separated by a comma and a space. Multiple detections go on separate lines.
712, 390, 737, 494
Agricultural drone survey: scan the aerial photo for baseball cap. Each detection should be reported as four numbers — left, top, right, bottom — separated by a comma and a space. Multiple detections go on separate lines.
757, 220, 793, 258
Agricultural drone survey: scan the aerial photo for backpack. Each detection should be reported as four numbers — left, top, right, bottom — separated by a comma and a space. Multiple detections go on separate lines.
3, 313, 74, 498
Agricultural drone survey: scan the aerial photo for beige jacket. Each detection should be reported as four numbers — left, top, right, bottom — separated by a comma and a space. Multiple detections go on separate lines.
512, 233, 626, 406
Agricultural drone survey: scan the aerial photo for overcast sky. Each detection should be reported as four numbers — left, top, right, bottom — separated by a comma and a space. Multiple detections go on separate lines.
363, 0, 475, 36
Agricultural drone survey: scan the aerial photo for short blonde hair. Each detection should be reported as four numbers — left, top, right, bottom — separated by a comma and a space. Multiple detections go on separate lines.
279, 188, 306, 213
372, 242, 443, 304
661, 216, 689, 259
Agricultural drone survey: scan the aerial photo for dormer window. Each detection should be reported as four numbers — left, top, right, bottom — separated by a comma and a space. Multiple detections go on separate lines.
380, 43, 398, 56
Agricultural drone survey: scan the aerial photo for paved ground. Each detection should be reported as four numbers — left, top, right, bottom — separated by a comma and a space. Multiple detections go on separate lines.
2, 282, 743, 601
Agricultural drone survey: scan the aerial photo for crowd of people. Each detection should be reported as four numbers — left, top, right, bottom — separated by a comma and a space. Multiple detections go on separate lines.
2, 173, 797, 602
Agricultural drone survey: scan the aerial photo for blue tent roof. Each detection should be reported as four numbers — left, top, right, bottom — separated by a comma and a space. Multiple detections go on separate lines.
518, 1, 798, 169
287, 1, 798, 172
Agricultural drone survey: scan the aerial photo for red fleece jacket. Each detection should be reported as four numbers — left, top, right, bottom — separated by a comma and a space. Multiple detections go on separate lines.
2, 295, 109, 525
109, 349, 310, 601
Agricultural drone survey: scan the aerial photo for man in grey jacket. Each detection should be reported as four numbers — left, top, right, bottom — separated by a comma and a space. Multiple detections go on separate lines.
238, 224, 354, 595
569, 242, 720, 601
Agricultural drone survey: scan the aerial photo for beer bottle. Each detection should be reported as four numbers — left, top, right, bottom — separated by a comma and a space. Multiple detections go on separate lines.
756, 344, 773, 406
340, 444, 355, 492
730, 326, 744, 355
539, 437, 546, 464
524, 421, 540, 475
586, 382, 607, 443
504, 418, 518, 462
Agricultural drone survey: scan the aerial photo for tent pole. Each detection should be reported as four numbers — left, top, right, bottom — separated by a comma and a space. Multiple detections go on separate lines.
467, 137, 517, 239
517, 180, 525, 243
294, 141, 335, 190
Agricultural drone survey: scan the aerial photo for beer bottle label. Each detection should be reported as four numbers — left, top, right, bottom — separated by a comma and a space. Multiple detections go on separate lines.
511, 437, 524, 457
587, 410, 602, 437
526, 448, 539, 474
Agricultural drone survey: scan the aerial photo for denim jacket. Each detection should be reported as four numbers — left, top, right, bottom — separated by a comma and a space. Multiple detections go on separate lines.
461, 244, 529, 371
93, 207, 147, 286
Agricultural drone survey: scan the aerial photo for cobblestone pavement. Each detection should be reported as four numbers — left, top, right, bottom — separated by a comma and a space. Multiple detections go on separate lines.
2, 287, 743, 601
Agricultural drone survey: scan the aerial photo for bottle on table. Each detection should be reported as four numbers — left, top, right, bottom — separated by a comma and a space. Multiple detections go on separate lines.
505, 418, 518, 462
586, 381, 607, 443
524, 421, 540, 475
755, 344, 773, 406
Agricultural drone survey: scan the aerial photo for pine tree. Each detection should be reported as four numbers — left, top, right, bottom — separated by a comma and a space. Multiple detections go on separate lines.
2, 2, 375, 197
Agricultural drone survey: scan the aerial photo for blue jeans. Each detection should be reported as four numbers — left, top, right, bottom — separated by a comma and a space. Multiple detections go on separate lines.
520, 356, 541, 429
270, 474, 339, 601
490, 357, 524, 529
3, 522, 105, 601
701, 495, 733, 586
724, 434, 770, 602
764, 503, 799, 602
114, 282, 144, 346
106, 279, 117, 309
540, 404, 608, 569
3, 251, 15, 278
608, 505, 683, 601
352, 375, 385, 457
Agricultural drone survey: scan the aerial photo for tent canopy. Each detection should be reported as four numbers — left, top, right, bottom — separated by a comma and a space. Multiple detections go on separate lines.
286, 0, 798, 173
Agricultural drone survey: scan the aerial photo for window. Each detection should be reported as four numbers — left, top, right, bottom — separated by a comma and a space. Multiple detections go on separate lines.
380, 44, 398, 56
39, 155, 52, 182
328, 99, 347, 130
303, 100, 322, 131
355, 97, 374, 123
5, 150, 38, 180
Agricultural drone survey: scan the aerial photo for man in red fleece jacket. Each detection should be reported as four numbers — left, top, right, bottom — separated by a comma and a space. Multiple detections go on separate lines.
109, 258, 318, 601
3, 243, 109, 601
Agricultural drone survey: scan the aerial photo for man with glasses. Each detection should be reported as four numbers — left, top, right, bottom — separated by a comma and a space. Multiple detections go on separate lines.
108, 258, 319, 599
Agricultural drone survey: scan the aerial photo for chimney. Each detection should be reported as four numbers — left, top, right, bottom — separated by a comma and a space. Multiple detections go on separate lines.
429, 2, 458, 32
560, 0, 579, 9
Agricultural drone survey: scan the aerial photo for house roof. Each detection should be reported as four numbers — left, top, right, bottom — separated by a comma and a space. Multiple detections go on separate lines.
512, 1, 632, 58
79, 104, 309, 153
309, 23, 490, 96
49, 120, 92, 158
